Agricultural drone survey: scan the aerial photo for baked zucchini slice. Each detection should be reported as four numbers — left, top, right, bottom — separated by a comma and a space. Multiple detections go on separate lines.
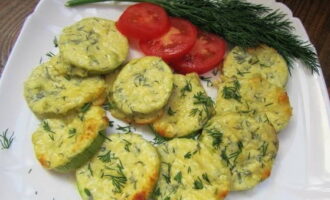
223, 45, 288, 88
152, 73, 214, 138
24, 56, 106, 118
105, 68, 164, 125
113, 56, 173, 115
76, 133, 160, 200
154, 138, 231, 200
32, 106, 108, 173
215, 75, 292, 132
200, 113, 278, 191
59, 17, 128, 74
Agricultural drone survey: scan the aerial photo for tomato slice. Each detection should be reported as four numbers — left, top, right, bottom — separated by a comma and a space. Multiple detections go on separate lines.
171, 31, 227, 74
116, 3, 170, 40
139, 17, 197, 61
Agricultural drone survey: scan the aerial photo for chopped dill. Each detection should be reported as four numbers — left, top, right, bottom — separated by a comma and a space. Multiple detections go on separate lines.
222, 80, 241, 102
0, 129, 14, 149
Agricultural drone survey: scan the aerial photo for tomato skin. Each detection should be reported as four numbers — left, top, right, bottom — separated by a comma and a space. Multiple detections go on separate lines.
116, 3, 170, 40
171, 31, 227, 74
139, 17, 197, 62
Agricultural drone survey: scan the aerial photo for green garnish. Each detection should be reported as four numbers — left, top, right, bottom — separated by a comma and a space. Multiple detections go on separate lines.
200, 76, 213, 87
42, 121, 55, 141
65, 0, 319, 73
193, 177, 204, 190
205, 128, 222, 149
174, 171, 182, 184
122, 139, 132, 152
46, 51, 55, 58
180, 80, 192, 97
53, 37, 58, 47
97, 150, 118, 163
222, 80, 241, 102
162, 162, 172, 184
116, 125, 133, 134
202, 173, 211, 185
68, 128, 76, 138
167, 107, 176, 116
103, 160, 127, 193
0, 129, 14, 150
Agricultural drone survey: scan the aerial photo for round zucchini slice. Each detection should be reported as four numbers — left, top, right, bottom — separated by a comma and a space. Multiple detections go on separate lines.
152, 73, 214, 138
24, 56, 106, 118
154, 138, 231, 200
223, 45, 289, 88
76, 133, 160, 200
32, 106, 108, 173
59, 17, 128, 74
199, 114, 278, 191
105, 69, 164, 124
113, 56, 173, 115
215, 75, 292, 132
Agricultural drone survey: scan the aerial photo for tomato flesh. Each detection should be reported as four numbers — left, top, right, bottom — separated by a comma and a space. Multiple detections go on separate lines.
139, 17, 197, 61
116, 3, 170, 40
171, 31, 227, 74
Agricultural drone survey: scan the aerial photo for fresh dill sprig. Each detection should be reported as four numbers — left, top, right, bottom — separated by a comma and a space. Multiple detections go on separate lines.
192, 92, 214, 119
103, 160, 127, 193
205, 128, 222, 149
0, 129, 14, 149
65, 0, 319, 73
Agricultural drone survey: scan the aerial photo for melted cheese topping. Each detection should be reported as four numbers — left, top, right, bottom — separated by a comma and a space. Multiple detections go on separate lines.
200, 114, 278, 191
76, 133, 160, 200
24, 57, 105, 117
24, 56, 106, 117
223, 45, 288, 88
155, 139, 231, 200
113, 57, 173, 115
152, 73, 214, 138
59, 17, 128, 73
215, 75, 292, 132
32, 106, 108, 172
105, 69, 164, 124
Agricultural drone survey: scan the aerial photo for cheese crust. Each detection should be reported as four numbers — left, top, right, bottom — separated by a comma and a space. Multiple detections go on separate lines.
24, 56, 106, 118
113, 57, 173, 115
105, 68, 164, 124
76, 133, 160, 200
155, 138, 231, 200
32, 106, 108, 172
152, 73, 214, 138
59, 17, 128, 73
223, 45, 288, 88
215, 75, 292, 132
200, 114, 278, 191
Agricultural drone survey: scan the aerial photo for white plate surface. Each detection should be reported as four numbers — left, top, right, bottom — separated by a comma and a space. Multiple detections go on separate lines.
1, 0, 330, 199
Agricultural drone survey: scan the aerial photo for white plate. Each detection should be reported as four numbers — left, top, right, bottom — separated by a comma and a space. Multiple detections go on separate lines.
1, 0, 330, 199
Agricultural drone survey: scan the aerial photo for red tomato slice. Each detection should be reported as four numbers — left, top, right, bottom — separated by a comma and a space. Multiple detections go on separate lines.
171, 31, 227, 74
116, 3, 170, 40
139, 17, 197, 61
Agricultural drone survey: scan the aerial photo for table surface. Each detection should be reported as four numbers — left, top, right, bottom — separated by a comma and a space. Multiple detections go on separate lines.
0, 0, 329, 94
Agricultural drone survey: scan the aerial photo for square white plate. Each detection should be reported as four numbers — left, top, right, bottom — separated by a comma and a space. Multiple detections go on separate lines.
1, 0, 330, 199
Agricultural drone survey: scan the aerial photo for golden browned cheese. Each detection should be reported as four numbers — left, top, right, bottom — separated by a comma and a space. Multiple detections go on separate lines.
200, 113, 278, 190
105, 68, 164, 125
152, 73, 214, 138
24, 56, 106, 118
76, 133, 160, 200
223, 45, 289, 88
215, 75, 292, 132
155, 138, 231, 200
32, 106, 108, 172
113, 56, 173, 115
59, 17, 128, 74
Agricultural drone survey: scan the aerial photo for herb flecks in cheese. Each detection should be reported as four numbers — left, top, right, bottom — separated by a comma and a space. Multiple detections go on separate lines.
155, 139, 231, 200
32, 106, 108, 172
152, 73, 214, 138
76, 133, 160, 200
59, 17, 128, 74
113, 56, 173, 115
223, 45, 289, 88
216, 76, 292, 132
200, 113, 278, 191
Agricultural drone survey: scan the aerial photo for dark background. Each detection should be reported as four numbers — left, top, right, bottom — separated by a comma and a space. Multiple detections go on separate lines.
0, 0, 329, 94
